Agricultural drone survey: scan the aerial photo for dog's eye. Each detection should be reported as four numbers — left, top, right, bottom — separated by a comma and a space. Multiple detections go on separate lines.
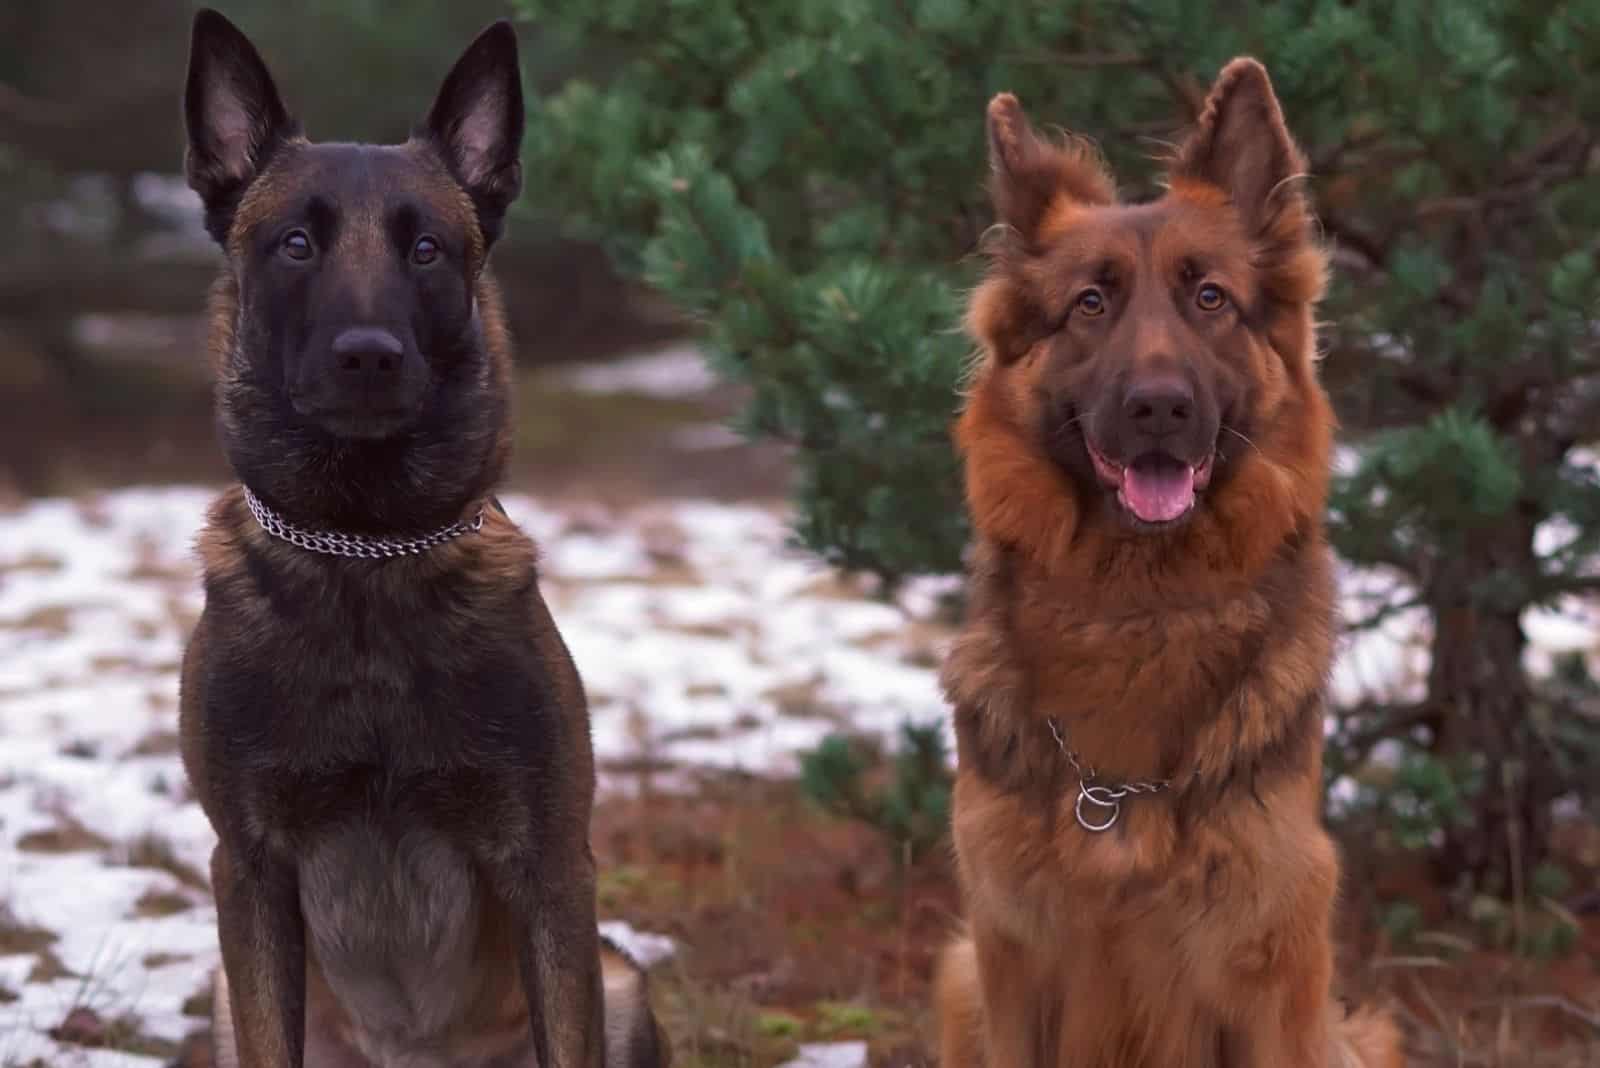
412, 235, 440, 266
1196, 283, 1227, 311
280, 230, 313, 261
1075, 289, 1106, 318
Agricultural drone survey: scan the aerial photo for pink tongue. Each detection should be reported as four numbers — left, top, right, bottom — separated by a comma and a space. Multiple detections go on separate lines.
1121, 461, 1196, 523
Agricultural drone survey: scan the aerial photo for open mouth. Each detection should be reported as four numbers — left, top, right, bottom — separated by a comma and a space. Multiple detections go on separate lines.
1086, 442, 1215, 526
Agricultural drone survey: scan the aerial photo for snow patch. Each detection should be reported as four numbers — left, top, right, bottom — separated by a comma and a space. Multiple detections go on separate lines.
779, 1041, 870, 1068
561, 345, 718, 398
599, 921, 677, 970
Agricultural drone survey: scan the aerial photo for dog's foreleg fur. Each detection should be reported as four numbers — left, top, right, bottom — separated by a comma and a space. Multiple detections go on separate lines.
212, 845, 306, 1068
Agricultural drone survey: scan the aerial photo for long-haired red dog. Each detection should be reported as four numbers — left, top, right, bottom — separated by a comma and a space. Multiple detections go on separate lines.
935, 59, 1404, 1067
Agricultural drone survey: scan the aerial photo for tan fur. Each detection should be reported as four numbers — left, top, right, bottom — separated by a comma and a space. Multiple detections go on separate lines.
936, 59, 1402, 1068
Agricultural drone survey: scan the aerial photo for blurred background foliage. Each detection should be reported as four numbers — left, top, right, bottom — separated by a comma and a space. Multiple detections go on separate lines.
0, 1, 679, 452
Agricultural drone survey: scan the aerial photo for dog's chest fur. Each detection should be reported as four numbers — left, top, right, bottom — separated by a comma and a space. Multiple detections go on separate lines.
941, 538, 1341, 1063
297, 818, 530, 1066
182, 501, 586, 1064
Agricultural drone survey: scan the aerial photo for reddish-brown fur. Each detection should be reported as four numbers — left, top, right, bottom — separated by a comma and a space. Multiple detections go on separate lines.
935, 59, 1403, 1068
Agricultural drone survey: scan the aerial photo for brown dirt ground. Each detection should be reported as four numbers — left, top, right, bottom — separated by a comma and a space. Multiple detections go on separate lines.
585, 781, 1600, 1068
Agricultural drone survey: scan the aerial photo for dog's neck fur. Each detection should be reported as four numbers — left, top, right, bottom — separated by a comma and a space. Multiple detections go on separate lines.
942, 454, 1337, 811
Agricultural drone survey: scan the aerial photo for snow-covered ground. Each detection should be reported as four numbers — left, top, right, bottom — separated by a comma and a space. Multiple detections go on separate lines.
0, 474, 1594, 1064
562, 344, 720, 400
0, 487, 957, 1065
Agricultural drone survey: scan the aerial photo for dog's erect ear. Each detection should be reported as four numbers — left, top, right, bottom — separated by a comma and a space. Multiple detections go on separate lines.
986, 93, 1115, 242
423, 20, 524, 247
1170, 58, 1306, 236
184, 9, 295, 245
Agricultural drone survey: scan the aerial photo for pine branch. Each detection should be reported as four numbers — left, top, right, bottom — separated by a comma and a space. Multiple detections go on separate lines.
1309, 129, 1389, 177
1316, 211, 1389, 272
1344, 594, 1427, 633
1537, 574, 1600, 598
1328, 701, 1435, 771
1001, 51, 1147, 68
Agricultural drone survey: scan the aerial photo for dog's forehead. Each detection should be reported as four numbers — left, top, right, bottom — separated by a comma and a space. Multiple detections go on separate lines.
234, 141, 475, 236
1041, 198, 1254, 277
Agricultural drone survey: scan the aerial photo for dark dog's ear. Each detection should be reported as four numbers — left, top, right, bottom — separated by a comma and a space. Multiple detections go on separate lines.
1169, 58, 1306, 237
986, 93, 1115, 243
184, 9, 296, 245
423, 20, 524, 248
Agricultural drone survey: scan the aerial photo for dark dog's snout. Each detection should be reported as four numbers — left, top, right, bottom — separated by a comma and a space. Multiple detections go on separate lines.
294, 324, 426, 437
332, 327, 405, 379
1122, 376, 1193, 438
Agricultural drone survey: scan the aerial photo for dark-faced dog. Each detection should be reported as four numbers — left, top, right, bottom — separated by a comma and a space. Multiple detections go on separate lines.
177, 10, 666, 1067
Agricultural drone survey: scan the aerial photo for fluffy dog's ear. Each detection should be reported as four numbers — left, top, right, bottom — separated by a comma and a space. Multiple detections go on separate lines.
422, 20, 525, 248
184, 9, 297, 245
1170, 58, 1302, 233
986, 93, 1115, 242
1170, 59, 1323, 305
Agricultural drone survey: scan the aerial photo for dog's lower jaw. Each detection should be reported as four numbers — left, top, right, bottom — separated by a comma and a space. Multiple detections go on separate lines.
306, 410, 421, 441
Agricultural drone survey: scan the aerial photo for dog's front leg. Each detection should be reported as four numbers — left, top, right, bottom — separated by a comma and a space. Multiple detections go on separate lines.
1221, 965, 1334, 1068
972, 924, 1056, 1068
1214, 906, 1335, 1067
212, 844, 306, 1068
498, 845, 604, 1068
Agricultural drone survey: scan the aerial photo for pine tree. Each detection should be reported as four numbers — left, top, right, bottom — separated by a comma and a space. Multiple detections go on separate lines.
517, 0, 1600, 890
800, 723, 952, 864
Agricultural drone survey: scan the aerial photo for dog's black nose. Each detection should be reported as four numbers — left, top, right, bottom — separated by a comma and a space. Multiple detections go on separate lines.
332, 327, 405, 377
1123, 378, 1193, 437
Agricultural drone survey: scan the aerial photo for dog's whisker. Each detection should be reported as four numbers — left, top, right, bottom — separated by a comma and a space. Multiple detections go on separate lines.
1220, 424, 1262, 456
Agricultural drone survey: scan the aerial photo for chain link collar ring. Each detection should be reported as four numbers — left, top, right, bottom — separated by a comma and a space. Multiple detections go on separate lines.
1047, 717, 1170, 833
242, 486, 484, 559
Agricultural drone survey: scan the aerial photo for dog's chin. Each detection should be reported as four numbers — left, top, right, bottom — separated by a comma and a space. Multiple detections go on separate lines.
1085, 440, 1216, 532
293, 400, 422, 442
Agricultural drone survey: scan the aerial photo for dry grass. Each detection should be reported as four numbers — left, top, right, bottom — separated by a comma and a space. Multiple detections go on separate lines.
49, 1007, 182, 1060
130, 888, 194, 919
180, 987, 212, 1020
0, 553, 63, 576
0, 919, 199, 1066
26, 948, 76, 983
593, 777, 957, 1067
129, 728, 182, 756
0, 906, 56, 958
116, 830, 209, 889
762, 677, 849, 725
2, 605, 74, 637
15, 820, 110, 855
140, 952, 191, 969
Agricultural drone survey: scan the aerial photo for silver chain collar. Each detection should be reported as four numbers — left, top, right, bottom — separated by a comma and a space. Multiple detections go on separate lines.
1047, 717, 1170, 833
242, 486, 485, 559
